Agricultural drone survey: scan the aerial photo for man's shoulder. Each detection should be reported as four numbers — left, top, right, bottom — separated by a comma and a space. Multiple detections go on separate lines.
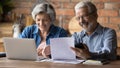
104, 26, 115, 31
102, 26, 116, 33
98, 24, 116, 33
98, 25, 116, 37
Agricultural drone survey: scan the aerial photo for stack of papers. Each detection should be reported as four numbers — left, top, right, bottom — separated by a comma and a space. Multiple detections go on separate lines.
36, 59, 84, 64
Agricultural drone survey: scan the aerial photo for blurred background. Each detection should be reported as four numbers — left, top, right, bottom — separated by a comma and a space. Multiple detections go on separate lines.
0, 0, 120, 52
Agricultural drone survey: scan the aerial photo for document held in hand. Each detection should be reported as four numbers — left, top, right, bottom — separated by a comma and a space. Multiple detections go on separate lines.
50, 37, 76, 60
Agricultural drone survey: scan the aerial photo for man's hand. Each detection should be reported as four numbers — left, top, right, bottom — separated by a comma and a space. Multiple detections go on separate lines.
71, 44, 91, 60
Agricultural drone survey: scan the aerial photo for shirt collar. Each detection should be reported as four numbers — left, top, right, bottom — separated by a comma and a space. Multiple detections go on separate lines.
32, 24, 55, 35
94, 23, 103, 34
82, 23, 103, 36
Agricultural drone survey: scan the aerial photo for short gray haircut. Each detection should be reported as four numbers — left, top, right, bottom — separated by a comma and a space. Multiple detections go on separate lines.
31, 3, 56, 23
75, 1, 97, 14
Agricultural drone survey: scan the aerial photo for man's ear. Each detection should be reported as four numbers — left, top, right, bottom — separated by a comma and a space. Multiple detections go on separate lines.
92, 13, 98, 20
95, 13, 98, 19
96, 13, 98, 19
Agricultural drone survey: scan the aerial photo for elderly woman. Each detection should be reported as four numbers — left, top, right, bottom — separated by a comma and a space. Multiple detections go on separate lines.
19, 3, 67, 58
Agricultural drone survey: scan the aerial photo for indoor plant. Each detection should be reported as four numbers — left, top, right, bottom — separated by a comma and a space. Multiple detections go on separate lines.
0, 0, 14, 22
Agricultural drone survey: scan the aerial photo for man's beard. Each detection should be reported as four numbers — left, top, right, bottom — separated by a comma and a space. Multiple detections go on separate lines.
80, 22, 94, 32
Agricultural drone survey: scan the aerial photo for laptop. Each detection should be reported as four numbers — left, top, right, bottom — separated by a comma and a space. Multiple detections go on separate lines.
3, 37, 38, 60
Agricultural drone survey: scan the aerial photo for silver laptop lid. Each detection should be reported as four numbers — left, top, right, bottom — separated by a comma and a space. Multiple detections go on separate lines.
3, 37, 38, 60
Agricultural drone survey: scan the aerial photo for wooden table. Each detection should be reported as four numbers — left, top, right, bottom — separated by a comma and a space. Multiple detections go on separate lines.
0, 42, 4, 52
0, 57, 120, 68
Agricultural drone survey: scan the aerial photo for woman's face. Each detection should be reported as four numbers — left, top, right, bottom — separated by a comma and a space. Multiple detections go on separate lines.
35, 13, 51, 32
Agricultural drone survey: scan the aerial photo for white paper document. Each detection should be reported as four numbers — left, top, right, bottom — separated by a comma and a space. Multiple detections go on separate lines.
50, 37, 75, 60
37, 59, 84, 64
36, 37, 85, 64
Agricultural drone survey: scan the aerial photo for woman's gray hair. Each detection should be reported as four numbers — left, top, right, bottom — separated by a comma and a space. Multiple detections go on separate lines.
75, 1, 97, 14
31, 3, 56, 23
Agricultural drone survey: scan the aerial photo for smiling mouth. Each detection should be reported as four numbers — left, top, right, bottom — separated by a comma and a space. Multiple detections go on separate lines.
40, 26, 46, 28
37, 24, 46, 28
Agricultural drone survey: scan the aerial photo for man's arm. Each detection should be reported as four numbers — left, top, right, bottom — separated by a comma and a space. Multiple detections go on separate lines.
90, 29, 117, 60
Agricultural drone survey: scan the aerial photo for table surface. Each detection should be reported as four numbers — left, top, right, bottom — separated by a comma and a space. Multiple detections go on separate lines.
0, 57, 120, 68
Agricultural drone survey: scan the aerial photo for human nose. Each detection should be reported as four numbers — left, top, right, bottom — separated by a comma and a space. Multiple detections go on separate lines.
78, 17, 86, 25
79, 17, 84, 22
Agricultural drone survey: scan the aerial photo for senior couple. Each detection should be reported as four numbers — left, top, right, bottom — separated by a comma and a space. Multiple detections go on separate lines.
19, 1, 117, 61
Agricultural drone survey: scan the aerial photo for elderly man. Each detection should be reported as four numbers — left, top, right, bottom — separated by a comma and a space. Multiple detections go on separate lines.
71, 1, 117, 60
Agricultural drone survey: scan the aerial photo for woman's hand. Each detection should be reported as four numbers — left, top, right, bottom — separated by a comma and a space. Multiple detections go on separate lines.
37, 42, 46, 56
42, 45, 50, 58
37, 42, 50, 58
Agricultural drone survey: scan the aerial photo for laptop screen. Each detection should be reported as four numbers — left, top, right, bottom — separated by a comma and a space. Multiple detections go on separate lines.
3, 37, 38, 60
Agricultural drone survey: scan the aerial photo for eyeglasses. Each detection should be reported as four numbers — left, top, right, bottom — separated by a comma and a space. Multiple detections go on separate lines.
75, 12, 94, 21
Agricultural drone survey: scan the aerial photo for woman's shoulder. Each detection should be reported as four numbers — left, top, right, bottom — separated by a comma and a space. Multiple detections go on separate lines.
24, 24, 37, 30
51, 24, 66, 31
49, 24, 67, 37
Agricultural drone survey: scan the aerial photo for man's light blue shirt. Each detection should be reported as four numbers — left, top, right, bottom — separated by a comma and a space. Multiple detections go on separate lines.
19, 24, 67, 47
72, 24, 117, 60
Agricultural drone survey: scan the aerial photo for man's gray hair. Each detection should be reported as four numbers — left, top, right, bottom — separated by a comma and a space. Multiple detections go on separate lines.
31, 3, 56, 23
75, 1, 97, 14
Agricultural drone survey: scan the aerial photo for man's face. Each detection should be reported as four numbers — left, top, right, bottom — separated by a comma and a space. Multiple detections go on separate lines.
75, 7, 97, 33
